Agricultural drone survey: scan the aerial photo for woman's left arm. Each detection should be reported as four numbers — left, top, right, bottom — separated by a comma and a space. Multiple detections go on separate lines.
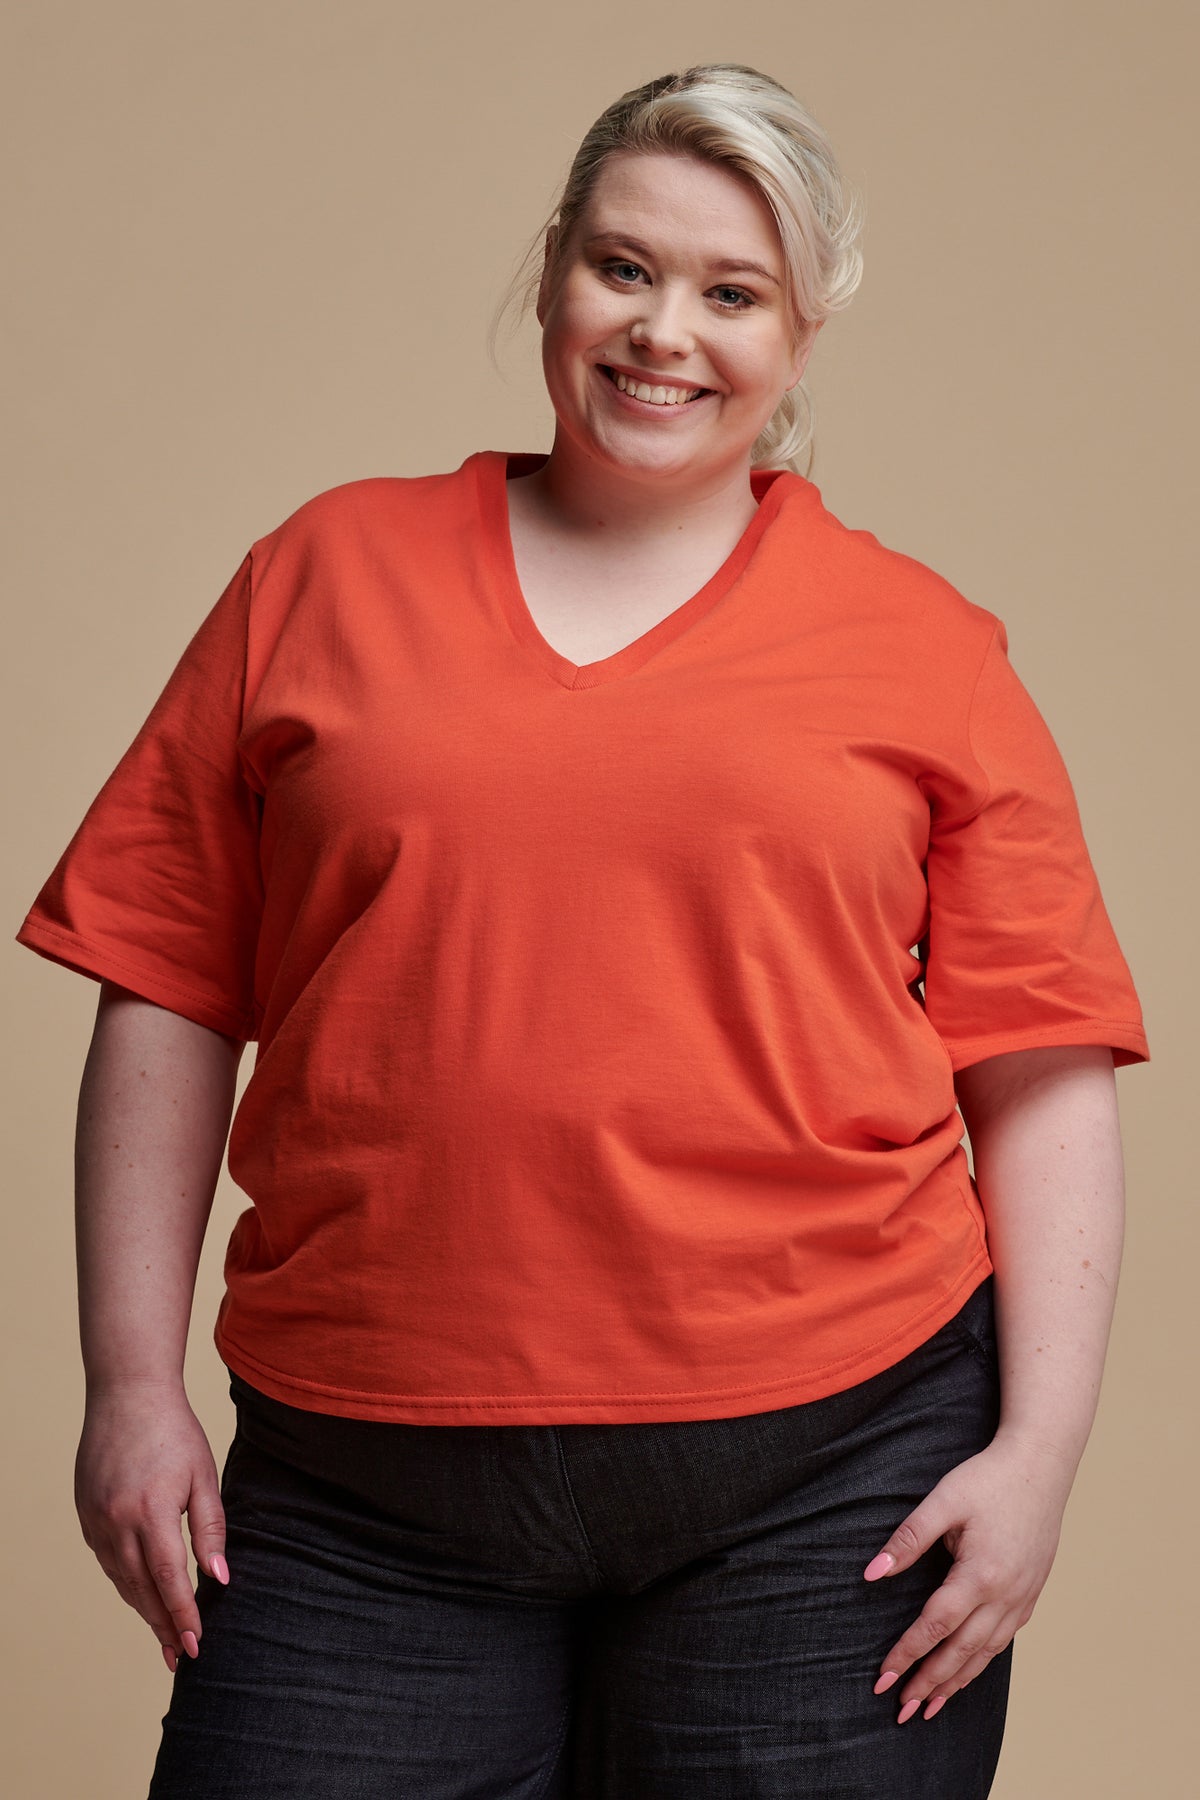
863, 1042, 1127, 1724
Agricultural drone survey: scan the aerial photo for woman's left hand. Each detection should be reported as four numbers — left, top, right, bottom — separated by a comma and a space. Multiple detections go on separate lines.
862, 1432, 1078, 1723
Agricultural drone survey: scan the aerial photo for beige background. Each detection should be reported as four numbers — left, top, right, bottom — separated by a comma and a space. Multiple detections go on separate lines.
3, 2, 1193, 1794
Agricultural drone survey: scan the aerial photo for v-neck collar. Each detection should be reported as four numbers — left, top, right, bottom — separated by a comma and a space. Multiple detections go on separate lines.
473, 449, 798, 691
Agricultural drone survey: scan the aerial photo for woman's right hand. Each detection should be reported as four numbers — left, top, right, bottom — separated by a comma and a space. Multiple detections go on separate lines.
75, 1381, 229, 1671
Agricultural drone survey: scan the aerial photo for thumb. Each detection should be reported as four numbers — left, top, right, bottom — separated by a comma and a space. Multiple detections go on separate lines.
185, 1474, 230, 1585
863, 1492, 953, 1581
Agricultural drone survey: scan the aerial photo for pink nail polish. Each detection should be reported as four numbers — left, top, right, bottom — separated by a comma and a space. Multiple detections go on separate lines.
162, 1644, 177, 1673
874, 1670, 900, 1695
864, 1552, 895, 1581
924, 1696, 948, 1721
181, 1631, 199, 1658
210, 1553, 230, 1585
897, 1697, 921, 1725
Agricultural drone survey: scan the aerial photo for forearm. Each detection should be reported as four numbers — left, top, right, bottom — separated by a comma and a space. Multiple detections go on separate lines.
960, 1045, 1126, 1480
75, 981, 244, 1397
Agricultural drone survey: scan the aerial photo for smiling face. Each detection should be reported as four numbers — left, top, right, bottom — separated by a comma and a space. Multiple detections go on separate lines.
535, 151, 822, 492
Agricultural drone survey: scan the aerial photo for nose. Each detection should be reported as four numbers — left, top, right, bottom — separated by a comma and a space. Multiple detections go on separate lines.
628, 283, 698, 361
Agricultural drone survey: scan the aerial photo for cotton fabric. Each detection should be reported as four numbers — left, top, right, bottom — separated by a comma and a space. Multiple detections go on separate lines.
15, 450, 1150, 1423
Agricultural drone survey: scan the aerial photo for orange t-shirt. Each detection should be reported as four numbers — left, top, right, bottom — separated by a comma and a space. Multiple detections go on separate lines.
15, 450, 1150, 1424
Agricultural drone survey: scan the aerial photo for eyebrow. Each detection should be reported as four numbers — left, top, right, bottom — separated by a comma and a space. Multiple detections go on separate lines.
582, 232, 782, 289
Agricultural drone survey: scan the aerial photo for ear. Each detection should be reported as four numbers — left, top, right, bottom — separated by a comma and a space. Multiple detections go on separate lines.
787, 317, 824, 390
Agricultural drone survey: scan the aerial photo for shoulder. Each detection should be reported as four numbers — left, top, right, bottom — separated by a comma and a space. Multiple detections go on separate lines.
247, 456, 487, 565
788, 476, 1003, 668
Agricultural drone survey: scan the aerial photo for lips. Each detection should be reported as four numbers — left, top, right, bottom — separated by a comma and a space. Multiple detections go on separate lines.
597, 365, 712, 404
601, 363, 713, 392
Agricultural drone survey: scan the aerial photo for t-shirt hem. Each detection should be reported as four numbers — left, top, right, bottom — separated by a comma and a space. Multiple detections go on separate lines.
942, 1021, 1150, 1072
14, 916, 255, 1040
214, 1252, 993, 1425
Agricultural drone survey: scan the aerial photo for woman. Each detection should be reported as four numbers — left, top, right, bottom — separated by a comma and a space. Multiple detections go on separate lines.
16, 64, 1149, 1799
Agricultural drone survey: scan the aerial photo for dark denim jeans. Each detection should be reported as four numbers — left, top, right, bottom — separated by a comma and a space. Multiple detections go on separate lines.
147, 1276, 1010, 1798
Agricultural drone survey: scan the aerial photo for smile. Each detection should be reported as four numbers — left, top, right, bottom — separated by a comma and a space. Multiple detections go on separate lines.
598, 365, 712, 407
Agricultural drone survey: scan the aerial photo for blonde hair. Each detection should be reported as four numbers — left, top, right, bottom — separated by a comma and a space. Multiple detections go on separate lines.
488, 64, 865, 475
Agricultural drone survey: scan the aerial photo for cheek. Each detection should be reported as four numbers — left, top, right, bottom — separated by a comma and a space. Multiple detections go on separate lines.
540, 324, 597, 416
723, 345, 796, 406
556, 270, 639, 348
541, 320, 586, 384
539, 312, 581, 380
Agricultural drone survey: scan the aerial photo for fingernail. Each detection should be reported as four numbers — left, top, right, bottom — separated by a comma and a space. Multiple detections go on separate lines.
897, 1697, 922, 1725
162, 1644, 178, 1673
210, 1553, 230, 1585
874, 1670, 900, 1695
864, 1552, 896, 1581
181, 1631, 199, 1659
924, 1695, 948, 1721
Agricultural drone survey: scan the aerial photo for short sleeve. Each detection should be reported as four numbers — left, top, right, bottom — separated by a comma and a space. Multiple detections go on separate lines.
14, 551, 265, 1039
919, 619, 1150, 1072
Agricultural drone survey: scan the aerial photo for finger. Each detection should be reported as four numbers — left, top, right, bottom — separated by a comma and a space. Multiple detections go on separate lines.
898, 1615, 1013, 1712
139, 1523, 205, 1653
873, 1571, 979, 1685
184, 1475, 229, 1586
107, 1520, 201, 1651
919, 1643, 1005, 1716
864, 1494, 954, 1580
95, 1532, 189, 1657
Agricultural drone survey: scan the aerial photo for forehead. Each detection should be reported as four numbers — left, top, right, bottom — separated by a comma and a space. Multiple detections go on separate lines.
581, 151, 783, 263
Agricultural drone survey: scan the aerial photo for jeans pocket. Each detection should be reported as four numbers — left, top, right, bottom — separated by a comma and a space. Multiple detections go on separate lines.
945, 1275, 999, 1374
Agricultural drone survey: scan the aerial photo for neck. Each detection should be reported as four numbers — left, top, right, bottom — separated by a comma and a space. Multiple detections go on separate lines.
514, 432, 761, 546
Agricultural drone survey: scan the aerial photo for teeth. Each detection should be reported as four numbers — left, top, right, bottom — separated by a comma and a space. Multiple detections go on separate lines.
610, 369, 703, 405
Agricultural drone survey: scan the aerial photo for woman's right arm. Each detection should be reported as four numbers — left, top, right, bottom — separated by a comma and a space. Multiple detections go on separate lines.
74, 979, 246, 1671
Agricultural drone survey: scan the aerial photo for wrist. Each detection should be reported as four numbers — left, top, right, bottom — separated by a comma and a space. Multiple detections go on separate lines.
990, 1419, 1084, 1488
83, 1368, 188, 1404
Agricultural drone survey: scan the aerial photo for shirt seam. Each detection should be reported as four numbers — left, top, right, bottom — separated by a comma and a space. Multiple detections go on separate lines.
927, 618, 1001, 831
16, 917, 254, 1037
943, 1018, 1147, 1044
964, 619, 1001, 818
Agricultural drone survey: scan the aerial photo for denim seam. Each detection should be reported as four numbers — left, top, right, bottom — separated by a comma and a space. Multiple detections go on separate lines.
551, 1427, 608, 1586
530, 1695, 573, 1800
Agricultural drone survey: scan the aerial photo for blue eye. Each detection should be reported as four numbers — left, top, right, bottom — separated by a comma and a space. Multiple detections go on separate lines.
598, 260, 755, 312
